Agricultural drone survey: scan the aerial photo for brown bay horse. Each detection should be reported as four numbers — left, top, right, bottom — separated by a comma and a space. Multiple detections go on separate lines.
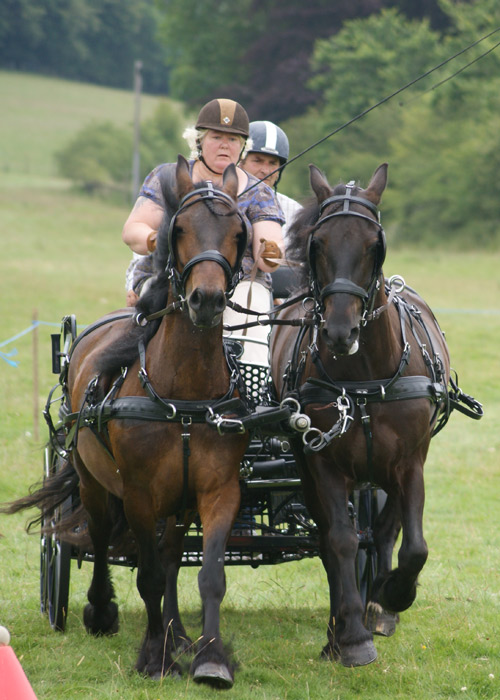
13, 156, 250, 686
270, 163, 455, 667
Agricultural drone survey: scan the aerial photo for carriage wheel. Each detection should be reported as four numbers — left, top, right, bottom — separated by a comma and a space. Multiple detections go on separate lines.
354, 488, 387, 608
40, 444, 72, 631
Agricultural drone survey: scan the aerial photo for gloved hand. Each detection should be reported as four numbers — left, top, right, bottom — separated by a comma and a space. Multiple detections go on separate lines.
147, 230, 158, 253
259, 239, 281, 269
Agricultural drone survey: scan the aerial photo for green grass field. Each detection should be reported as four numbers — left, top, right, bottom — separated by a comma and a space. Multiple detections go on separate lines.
0, 71, 165, 185
0, 71, 499, 699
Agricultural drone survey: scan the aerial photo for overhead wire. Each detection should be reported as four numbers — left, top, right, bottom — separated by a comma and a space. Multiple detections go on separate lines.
399, 38, 500, 106
240, 25, 500, 195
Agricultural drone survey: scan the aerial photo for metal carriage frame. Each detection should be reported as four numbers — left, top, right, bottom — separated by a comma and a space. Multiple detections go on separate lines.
41, 314, 383, 633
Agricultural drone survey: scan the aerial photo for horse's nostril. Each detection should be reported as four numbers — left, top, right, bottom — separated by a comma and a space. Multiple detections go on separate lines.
189, 289, 204, 311
189, 288, 226, 321
214, 292, 226, 314
350, 326, 360, 341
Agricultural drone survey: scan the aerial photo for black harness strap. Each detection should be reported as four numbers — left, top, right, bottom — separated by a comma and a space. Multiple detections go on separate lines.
179, 417, 192, 528
282, 284, 451, 461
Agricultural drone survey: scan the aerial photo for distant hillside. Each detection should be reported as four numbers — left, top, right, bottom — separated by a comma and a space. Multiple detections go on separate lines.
0, 71, 177, 183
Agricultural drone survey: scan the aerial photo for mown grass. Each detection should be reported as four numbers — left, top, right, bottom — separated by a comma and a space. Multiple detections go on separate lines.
0, 72, 499, 699
0, 70, 165, 183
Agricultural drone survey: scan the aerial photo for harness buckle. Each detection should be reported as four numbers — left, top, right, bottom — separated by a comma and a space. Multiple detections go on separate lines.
302, 427, 325, 452
181, 416, 192, 426
388, 274, 405, 293
281, 398, 311, 433
206, 407, 245, 436
165, 403, 177, 420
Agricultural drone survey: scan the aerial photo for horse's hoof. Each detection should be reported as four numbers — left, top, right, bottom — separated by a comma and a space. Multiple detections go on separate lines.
138, 662, 181, 680
193, 662, 234, 689
340, 640, 377, 667
172, 635, 193, 657
379, 574, 418, 613
365, 601, 399, 637
83, 602, 119, 636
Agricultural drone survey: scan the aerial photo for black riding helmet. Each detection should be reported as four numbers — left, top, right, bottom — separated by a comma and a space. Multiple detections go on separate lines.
247, 121, 289, 164
246, 121, 289, 186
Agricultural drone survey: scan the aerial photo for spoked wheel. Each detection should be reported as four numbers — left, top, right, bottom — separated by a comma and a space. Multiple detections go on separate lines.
353, 488, 398, 637
40, 443, 72, 631
353, 487, 387, 608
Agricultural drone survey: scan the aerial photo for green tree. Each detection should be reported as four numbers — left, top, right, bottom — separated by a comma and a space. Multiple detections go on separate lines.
311, 9, 444, 130
0, 0, 168, 94
389, 81, 500, 246
155, 0, 452, 120
55, 122, 132, 194
54, 100, 188, 196
156, 0, 257, 104
281, 4, 500, 247
280, 10, 444, 201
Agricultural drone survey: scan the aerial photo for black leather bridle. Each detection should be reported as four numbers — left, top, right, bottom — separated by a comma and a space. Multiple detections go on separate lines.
306, 181, 386, 321
166, 181, 248, 300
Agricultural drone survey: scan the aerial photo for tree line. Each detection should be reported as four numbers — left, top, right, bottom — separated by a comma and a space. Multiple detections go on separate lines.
0, 0, 168, 94
280, 1, 500, 246
4, 0, 498, 246
1, 0, 451, 118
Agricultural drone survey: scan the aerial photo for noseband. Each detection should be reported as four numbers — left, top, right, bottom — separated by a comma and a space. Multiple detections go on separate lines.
307, 181, 386, 319
167, 182, 248, 300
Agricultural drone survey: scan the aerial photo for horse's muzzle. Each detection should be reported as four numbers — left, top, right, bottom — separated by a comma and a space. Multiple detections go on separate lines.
188, 287, 227, 328
322, 322, 360, 356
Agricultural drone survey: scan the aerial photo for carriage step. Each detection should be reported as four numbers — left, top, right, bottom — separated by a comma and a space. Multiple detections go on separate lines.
249, 458, 287, 477
245, 478, 301, 490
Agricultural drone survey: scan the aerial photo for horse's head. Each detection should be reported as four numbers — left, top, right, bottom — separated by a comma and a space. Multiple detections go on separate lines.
163, 155, 247, 328
307, 163, 388, 356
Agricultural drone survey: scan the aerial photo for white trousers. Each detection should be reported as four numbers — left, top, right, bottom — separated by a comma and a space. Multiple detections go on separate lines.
223, 281, 272, 366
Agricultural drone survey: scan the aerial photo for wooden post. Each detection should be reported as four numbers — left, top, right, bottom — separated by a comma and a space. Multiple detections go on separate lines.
32, 310, 39, 442
131, 60, 143, 203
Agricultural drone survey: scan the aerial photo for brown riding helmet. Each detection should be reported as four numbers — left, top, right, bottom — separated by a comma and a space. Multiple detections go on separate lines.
196, 98, 250, 137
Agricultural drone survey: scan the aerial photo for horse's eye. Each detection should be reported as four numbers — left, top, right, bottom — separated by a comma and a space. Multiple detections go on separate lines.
367, 240, 380, 260
235, 229, 246, 246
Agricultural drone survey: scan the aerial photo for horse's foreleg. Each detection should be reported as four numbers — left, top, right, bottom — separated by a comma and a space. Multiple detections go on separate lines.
124, 494, 178, 680
190, 479, 241, 689
160, 515, 194, 655
318, 531, 342, 659
377, 462, 428, 613
365, 491, 401, 636
302, 454, 377, 667
324, 512, 377, 666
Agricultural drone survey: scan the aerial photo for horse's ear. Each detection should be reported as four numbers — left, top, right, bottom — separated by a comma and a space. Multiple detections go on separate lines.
361, 163, 388, 206
309, 164, 332, 204
160, 162, 180, 213
222, 163, 238, 200
175, 154, 195, 200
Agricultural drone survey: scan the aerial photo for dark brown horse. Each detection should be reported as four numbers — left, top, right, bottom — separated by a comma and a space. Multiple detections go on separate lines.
24, 156, 249, 686
270, 163, 453, 667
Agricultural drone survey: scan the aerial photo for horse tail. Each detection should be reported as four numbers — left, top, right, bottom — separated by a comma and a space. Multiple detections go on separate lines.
1, 457, 134, 554
0, 457, 79, 529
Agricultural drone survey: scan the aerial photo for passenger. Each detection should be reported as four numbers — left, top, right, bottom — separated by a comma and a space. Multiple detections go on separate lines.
123, 98, 285, 365
240, 120, 302, 242
238, 120, 302, 302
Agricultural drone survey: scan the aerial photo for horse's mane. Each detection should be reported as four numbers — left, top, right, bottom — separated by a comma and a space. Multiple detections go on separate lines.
96, 171, 217, 376
286, 182, 350, 289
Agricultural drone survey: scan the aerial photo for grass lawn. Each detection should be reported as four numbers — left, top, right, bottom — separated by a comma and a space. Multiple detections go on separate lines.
0, 70, 499, 700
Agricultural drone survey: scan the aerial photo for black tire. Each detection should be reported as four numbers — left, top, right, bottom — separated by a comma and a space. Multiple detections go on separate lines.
40, 444, 72, 631
353, 488, 387, 608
